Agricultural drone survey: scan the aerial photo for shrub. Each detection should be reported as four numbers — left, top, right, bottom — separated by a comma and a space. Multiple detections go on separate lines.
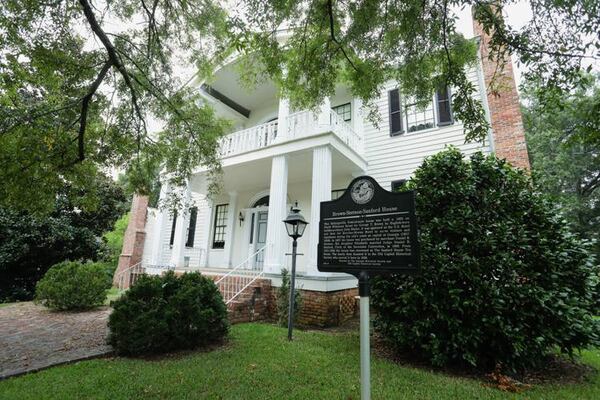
108, 271, 229, 355
371, 148, 599, 372
35, 261, 111, 310
276, 268, 302, 327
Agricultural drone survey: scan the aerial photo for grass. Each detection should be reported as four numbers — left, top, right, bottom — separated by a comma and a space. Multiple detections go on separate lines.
104, 287, 123, 305
0, 323, 598, 400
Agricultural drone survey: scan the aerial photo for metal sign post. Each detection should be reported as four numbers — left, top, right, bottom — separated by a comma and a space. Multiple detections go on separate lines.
316, 176, 421, 400
359, 272, 371, 400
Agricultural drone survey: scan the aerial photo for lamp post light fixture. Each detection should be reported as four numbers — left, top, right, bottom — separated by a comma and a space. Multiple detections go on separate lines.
283, 202, 308, 340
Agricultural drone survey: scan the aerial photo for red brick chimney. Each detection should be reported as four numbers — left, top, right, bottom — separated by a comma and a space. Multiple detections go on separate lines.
472, 8, 530, 170
112, 194, 149, 286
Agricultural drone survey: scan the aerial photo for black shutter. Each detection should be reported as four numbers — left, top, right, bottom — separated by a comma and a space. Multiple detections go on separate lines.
389, 89, 404, 136
185, 207, 198, 247
169, 211, 178, 246
436, 86, 453, 125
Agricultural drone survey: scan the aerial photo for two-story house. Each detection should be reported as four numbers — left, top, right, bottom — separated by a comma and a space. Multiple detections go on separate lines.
115, 18, 530, 326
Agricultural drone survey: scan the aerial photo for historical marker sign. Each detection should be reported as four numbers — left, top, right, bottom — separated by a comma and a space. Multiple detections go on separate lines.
317, 175, 420, 275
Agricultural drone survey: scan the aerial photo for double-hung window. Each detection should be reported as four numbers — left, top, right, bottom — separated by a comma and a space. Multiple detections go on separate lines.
332, 103, 352, 122
389, 86, 453, 136
212, 204, 228, 249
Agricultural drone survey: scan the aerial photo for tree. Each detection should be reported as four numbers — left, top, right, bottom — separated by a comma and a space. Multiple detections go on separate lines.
0, 0, 230, 213
234, 0, 600, 143
371, 148, 599, 372
2, 1, 599, 212
0, 174, 128, 302
522, 74, 600, 257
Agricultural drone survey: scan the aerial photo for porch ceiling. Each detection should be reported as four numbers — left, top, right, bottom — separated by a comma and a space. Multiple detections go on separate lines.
191, 147, 361, 194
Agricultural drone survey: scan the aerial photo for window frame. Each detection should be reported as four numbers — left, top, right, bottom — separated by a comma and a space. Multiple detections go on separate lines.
211, 203, 229, 249
332, 102, 352, 122
388, 88, 404, 136
404, 97, 436, 133
435, 86, 454, 126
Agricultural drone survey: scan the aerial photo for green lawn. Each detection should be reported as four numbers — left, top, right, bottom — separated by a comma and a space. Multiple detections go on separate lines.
0, 323, 598, 400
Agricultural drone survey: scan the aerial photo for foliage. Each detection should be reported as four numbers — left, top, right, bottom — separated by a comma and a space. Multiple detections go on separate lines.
102, 213, 130, 274
35, 260, 111, 311
276, 268, 303, 327
0, 0, 230, 213
371, 147, 599, 372
522, 74, 600, 258
0, 174, 127, 302
2, 324, 600, 399
108, 271, 229, 355
235, 1, 599, 143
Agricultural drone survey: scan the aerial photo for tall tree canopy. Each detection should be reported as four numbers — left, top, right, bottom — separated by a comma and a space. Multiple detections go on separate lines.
1, 0, 598, 212
523, 74, 600, 256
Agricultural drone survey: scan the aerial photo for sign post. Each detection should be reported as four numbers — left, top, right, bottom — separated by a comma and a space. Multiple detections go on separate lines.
317, 176, 420, 400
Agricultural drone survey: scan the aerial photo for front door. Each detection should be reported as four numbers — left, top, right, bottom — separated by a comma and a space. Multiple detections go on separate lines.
254, 211, 268, 268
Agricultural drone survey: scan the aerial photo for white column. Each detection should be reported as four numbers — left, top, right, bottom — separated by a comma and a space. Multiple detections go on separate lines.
169, 182, 191, 268
307, 146, 332, 275
264, 155, 289, 274
223, 191, 238, 267
317, 97, 331, 127
150, 182, 170, 266
200, 198, 213, 267
276, 97, 290, 142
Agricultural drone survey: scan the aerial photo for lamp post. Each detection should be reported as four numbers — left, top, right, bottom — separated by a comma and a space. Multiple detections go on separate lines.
283, 202, 308, 341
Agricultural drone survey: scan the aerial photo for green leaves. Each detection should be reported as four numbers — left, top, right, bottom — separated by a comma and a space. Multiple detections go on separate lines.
371, 147, 599, 372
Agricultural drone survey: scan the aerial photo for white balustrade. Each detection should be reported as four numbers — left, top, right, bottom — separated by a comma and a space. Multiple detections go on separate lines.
218, 109, 363, 158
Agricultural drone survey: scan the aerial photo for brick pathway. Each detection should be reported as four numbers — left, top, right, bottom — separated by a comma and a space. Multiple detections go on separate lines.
0, 302, 112, 379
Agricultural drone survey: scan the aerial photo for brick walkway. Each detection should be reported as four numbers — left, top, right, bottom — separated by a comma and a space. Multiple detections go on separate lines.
0, 302, 112, 379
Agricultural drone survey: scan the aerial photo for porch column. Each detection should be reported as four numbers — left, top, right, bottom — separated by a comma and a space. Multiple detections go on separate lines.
169, 182, 191, 268
276, 97, 290, 143
150, 182, 170, 266
200, 197, 213, 267
264, 155, 289, 274
223, 191, 238, 267
307, 146, 332, 275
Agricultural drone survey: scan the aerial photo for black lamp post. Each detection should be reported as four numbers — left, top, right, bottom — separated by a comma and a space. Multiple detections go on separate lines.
283, 202, 308, 340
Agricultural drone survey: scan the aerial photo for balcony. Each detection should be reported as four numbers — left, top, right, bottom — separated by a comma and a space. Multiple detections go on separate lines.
219, 109, 363, 159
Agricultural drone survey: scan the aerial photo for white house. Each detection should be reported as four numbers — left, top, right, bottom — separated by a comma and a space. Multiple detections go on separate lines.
116, 19, 529, 326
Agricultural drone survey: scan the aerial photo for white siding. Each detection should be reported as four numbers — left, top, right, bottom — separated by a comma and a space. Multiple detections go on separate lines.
364, 67, 491, 189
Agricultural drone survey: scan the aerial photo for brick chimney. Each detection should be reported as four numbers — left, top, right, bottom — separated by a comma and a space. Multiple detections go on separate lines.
113, 194, 149, 286
472, 8, 530, 170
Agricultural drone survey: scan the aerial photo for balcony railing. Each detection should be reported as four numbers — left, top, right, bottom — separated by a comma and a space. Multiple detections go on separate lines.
218, 110, 363, 158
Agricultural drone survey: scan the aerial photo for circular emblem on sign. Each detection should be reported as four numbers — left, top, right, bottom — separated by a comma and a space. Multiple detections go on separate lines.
351, 179, 375, 204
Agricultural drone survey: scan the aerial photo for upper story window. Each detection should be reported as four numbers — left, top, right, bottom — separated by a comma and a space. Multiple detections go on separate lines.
332, 103, 351, 122
212, 204, 229, 249
389, 86, 453, 136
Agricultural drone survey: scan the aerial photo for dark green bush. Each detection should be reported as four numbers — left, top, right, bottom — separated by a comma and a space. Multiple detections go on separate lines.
108, 271, 229, 355
35, 261, 111, 310
371, 148, 599, 372
276, 268, 302, 327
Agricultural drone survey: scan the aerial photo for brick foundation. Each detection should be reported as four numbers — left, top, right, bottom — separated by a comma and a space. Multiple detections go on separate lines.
269, 287, 359, 327
473, 9, 530, 170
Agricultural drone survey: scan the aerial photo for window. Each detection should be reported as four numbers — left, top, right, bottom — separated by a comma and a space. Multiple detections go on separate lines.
169, 211, 178, 246
185, 207, 198, 248
388, 89, 403, 136
331, 189, 346, 200
212, 204, 228, 249
391, 179, 407, 192
405, 99, 435, 132
332, 103, 351, 122
436, 86, 453, 125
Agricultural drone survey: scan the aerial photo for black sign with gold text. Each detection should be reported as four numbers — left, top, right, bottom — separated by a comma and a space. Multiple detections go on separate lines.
317, 176, 420, 275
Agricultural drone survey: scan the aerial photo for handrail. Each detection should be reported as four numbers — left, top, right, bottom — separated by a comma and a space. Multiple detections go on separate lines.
215, 245, 266, 285
227, 270, 265, 304
113, 261, 145, 290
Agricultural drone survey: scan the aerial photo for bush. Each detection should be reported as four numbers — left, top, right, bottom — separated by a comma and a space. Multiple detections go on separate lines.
108, 271, 229, 355
35, 261, 111, 310
276, 268, 302, 327
371, 148, 599, 372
